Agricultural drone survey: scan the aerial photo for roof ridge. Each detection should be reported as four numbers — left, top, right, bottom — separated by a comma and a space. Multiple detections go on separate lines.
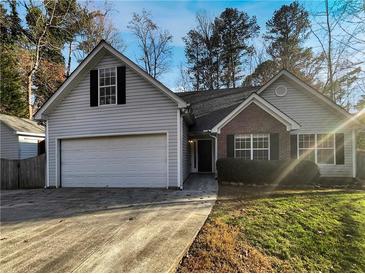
176, 86, 259, 96
185, 88, 257, 106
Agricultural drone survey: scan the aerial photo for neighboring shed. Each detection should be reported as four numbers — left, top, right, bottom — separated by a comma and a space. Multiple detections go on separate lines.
0, 114, 45, 160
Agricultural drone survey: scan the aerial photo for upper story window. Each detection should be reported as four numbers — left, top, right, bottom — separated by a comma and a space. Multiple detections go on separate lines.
235, 134, 270, 160
99, 67, 116, 105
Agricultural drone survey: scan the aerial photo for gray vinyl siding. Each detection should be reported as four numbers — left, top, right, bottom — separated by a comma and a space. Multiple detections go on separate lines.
182, 120, 191, 182
19, 142, 38, 159
0, 122, 19, 159
47, 53, 179, 187
18, 135, 44, 159
261, 77, 354, 177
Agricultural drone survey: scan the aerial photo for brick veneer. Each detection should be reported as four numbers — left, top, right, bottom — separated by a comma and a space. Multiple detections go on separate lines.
217, 103, 290, 160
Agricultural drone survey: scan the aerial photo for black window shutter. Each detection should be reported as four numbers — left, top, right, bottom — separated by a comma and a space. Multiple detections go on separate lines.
117, 66, 126, 104
290, 135, 297, 159
227, 135, 234, 158
90, 70, 98, 107
270, 133, 279, 160
335, 133, 345, 165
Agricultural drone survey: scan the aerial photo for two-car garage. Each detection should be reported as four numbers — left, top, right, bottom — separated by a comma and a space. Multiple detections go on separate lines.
60, 134, 167, 188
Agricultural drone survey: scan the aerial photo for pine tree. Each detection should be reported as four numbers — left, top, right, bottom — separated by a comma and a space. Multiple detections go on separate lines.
245, 1, 323, 86
183, 10, 258, 91
243, 60, 278, 87
0, 3, 27, 117
183, 30, 205, 91
214, 8, 259, 88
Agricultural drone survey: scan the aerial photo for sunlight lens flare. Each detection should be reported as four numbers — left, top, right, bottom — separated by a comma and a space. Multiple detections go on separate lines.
271, 109, 364, 189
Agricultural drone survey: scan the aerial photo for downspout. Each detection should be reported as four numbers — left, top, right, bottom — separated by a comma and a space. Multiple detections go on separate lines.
45, 120, 49, 188
179, 105, 192, 190
176, 109, 181, 190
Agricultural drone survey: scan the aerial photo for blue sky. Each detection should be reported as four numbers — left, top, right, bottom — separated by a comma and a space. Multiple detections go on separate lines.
80, 0, 326, 90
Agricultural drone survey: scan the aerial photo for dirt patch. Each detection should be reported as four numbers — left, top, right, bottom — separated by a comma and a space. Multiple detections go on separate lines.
177, 219, 279, 273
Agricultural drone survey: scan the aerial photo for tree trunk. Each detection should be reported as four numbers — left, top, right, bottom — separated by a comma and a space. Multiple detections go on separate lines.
25, 1, 56, 119
27, 73, 33, 118
325, 0, 335, 101
27, 46, 41, 119
66, 41, 72, 77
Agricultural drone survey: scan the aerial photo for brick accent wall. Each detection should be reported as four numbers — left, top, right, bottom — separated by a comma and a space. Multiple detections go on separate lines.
217, 103, 290, 160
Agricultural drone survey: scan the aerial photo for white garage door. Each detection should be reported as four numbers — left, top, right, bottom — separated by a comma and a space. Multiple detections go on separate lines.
60, 134, 167, 187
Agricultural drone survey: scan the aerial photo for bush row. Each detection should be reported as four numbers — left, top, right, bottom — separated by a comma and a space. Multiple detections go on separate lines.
216, 158, 320, 185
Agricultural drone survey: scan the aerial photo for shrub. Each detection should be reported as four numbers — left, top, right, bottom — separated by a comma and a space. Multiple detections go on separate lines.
216, 158, 320, 185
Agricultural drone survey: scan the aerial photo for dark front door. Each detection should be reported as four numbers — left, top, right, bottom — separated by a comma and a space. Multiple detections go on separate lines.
198, 140, 212, 172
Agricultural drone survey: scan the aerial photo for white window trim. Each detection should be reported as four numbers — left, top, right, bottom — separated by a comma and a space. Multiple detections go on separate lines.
297, 133, 337, 165
297, 134, 316, 162
234, 134, 251, 159
234, 133, 270, 160
98, 67, 117, 106
317, 133, 336, 165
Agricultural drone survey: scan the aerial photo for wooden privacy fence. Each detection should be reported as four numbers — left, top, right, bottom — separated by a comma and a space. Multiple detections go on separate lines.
1, 154, 45, 190
358, 150, 365, 179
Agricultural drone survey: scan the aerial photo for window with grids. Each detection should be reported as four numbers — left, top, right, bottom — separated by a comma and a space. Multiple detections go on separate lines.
317, 134, 335, 164
235, 134, 251, 159
253, 134, 269, 160
298, 134, 315, 161
235, 134, 269, 160
99, 67, 116, 105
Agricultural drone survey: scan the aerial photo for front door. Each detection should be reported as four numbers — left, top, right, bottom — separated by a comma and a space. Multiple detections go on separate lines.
198, 140, 212, 172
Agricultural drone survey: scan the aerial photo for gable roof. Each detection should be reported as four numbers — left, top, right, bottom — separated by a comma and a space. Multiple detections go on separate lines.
0, 114, 44, 136
211, 93, 301, 133
257, 69, 353, 119
34, 40, 187, 120
179, 69, 360, 133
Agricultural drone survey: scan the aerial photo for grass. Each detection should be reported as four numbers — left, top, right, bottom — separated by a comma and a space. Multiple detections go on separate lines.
178, 185, 365, 272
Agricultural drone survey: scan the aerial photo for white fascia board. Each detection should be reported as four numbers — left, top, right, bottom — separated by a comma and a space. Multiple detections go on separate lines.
16, 131, 45, 137
34, 41, 187, 121
211, 93, 301, 133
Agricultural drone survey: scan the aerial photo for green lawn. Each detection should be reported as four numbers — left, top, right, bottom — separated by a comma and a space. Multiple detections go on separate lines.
178, 185, 365, 273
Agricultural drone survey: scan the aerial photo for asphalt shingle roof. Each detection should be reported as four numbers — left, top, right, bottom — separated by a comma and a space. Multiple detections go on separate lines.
176, 87, 258, 132
0, 114, 44, 135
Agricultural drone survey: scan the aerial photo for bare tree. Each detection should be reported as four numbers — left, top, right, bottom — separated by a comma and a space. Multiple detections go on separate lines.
20, 0, 87, 117
128, 10, 173, 79
74, 6, 126, 64
175, 63, 192, 92
21, 0, 60, 118
310, 0, 365, 109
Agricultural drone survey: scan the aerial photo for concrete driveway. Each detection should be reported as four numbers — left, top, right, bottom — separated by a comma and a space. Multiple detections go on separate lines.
0, 174, 217, 272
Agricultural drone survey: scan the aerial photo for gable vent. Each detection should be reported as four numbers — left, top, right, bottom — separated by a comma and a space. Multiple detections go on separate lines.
275, 85, 287, 97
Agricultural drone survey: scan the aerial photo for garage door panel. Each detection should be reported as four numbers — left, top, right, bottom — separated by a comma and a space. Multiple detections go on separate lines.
61, 134, 167, 187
